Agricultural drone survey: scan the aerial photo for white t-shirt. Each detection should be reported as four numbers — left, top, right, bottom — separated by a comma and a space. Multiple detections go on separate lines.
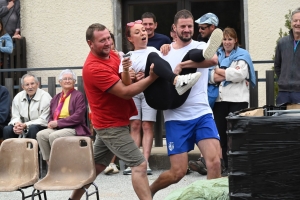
163, 40, 212, 122
119, 47, 162, 73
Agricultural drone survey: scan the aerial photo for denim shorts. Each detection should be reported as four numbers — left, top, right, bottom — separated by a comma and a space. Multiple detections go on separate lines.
276, 91, 300, 105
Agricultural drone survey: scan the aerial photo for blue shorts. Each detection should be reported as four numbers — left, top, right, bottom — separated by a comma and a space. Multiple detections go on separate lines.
165, 113, 220, 156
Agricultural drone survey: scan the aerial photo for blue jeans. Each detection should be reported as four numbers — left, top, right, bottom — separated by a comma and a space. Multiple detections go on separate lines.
276, 91, 300, 105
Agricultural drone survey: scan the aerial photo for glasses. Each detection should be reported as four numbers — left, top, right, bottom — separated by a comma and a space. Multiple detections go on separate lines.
199, 24, 211, 30
62, 78, 73, 82
127, 20, 142, 27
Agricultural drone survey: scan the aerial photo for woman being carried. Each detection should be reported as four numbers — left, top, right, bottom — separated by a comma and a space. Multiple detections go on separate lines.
119, 20, 222, 175
121, 20, 223, 110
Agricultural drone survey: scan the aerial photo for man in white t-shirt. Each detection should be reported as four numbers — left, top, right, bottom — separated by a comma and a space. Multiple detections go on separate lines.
150, 9, 222, 196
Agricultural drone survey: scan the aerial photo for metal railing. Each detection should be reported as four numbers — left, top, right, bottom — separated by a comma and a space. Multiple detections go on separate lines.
0, 38, 27, 87
0, 60, 276, 146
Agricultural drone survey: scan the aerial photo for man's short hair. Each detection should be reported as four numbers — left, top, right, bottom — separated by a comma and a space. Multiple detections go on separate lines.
195, 13, 219, 26
291, 7, 300, 20
86, 23, 107, 42
21, 74, 39, 86
174, 9, 194, 25
141, 12, 157, 23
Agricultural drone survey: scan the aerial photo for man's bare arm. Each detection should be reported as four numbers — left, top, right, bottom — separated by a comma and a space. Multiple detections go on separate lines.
174, 54, 218, 74
107, 64, 158, 99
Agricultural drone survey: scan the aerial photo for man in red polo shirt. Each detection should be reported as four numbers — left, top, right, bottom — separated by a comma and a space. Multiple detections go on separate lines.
70, 23, 157, 200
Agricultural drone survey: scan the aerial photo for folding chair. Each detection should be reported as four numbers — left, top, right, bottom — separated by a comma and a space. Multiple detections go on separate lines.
0, 138, 45, 199
32, 136, 99, 200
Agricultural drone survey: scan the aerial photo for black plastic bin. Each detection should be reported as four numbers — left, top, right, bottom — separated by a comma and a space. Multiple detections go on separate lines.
226, 111, 300, 200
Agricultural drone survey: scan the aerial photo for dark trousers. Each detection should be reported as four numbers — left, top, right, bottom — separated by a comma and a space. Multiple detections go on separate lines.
144, 49, 204, 110
3, 124, 46, 140
0, 124, 4, 138
213, 101, 248, 168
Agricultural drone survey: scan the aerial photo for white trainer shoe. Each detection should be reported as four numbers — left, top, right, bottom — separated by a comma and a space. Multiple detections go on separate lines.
104, 164, 113, 175
203, 28, 223, 60
175, 72, 201, 95
110, 163, 119, 174
123, 167, 132, 175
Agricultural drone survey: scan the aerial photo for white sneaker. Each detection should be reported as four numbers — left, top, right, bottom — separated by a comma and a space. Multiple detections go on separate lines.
110, 163, 119, 174
203, 28, 223, 60
147, 162, 152, 175
175, 72, 201, 95
104, 164, 113, 175
123, 167, 132, 175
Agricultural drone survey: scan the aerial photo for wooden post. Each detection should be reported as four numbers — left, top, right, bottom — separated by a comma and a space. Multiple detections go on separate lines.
266, 70, 275, 105
4, 78, 14, 101
38, 77, 42, 88
18, 77, 22, 92
48, 77, 56, 97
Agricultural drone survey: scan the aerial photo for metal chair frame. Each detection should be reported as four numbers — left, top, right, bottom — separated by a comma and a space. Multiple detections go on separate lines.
0, 138, 46, 200
32, 136, 99, 200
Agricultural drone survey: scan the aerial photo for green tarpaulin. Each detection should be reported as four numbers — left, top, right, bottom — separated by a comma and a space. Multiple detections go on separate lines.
164, 177, 229, 200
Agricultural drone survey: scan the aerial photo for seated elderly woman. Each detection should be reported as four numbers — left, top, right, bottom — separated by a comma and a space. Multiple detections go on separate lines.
36, 69, 91, 163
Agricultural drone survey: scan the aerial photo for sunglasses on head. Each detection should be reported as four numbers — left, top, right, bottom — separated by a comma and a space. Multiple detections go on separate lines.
127, 20, 142, 27
199, 24, 211, 30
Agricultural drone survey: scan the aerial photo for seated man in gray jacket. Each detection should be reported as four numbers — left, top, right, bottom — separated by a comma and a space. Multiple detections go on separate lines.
3, 74, 52, 140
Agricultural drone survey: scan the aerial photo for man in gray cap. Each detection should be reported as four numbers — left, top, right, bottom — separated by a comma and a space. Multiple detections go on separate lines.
195, 12, 219, 43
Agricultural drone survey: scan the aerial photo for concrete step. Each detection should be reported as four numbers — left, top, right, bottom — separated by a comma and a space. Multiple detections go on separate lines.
117, 139, 201, 170
149, 144, 201, 170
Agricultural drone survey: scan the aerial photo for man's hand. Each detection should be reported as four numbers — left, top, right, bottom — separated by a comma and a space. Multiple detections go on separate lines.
12, 34, 21, 39
48, 120, 58, 129
7, 1, 14, 9
13, 122, 26, 134
160, 44, 171, 56
174, 63, 183, 75
122, 57, 132, 72
135, 71, 145, 82
129, 69, 136, 81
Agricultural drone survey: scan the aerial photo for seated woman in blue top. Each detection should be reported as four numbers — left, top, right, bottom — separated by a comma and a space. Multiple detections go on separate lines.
36, 69, 91, 164
0, 20, 13, 54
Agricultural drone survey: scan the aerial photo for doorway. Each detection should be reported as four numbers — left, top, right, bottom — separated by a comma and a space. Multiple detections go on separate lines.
121, 0, 244, 51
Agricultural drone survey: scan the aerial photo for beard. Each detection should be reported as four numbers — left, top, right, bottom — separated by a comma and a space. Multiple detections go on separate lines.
95, 47, 111, 58
177, 31, 193, 42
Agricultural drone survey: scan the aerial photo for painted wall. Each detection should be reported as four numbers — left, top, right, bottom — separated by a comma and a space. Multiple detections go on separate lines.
20, 0, 299, 104
20, 0, 114, 84
247, 0, 299, 106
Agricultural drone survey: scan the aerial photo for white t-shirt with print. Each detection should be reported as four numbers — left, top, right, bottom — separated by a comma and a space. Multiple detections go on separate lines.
119, 47, 162, 73
163, 40, 212, 122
